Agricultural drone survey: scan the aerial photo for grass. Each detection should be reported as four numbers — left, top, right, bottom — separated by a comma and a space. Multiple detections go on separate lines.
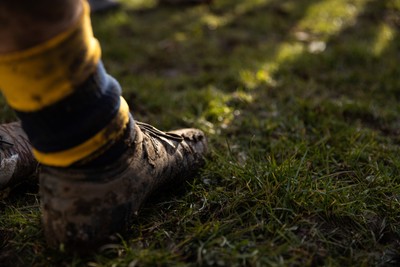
1, 0, 400, 265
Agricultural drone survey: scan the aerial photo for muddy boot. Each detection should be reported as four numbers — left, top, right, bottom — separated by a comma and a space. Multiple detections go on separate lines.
0, 122, 38, 190
40, 119, 207, 252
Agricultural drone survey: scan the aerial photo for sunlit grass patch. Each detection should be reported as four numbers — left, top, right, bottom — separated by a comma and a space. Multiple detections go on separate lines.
298, 0, 364, 38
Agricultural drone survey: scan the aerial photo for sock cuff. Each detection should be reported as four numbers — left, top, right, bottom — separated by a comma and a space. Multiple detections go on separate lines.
0, 0, 100, 112
32, 96, 130, 167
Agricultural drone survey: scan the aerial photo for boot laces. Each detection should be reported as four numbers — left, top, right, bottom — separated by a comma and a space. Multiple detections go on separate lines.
137, 122, 183, 142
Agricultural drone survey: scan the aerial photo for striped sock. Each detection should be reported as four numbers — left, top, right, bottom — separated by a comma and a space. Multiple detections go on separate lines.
0, 0, 131, 168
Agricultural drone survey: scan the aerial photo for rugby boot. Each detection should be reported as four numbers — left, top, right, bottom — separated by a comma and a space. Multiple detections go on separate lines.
0, 121, 38, 190
40, 118, 207, 252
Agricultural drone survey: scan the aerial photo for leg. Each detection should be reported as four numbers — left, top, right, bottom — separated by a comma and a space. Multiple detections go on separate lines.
0, 0, 82, 53
0, 0, 207, 252
0, 0, 81, 190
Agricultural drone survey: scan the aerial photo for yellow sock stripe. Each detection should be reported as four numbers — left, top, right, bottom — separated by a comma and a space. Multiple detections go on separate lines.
0, 0, 100, 112
32, 97, 130, 167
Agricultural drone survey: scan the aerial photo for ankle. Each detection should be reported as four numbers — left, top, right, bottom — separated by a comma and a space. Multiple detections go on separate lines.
72, 118, 136, 168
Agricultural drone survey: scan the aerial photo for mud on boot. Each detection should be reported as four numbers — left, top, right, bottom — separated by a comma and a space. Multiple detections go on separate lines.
0, 121, 38, 190
40, 119, 207, 253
